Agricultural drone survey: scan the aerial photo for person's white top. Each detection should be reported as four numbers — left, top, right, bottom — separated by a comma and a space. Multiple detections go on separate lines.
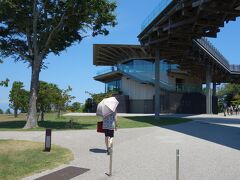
103, 112, 116, 130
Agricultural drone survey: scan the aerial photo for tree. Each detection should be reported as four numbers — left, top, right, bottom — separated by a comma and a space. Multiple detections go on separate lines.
0, 0, 117, 128
83, 91, 115, 112
70, 102, 81, 112
37, 81, 61, 121
55, 86, 75, 118
9, 81, 29, 117
84, 98, 93, 112
0, 109, 3, 114
217, 83, 240, 106
91, 91, 115, 104
19, 90, 30, 113
5, 108, 11, 114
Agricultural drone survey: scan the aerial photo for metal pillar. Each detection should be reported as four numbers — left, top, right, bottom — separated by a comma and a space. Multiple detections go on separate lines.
155, 50, 160, 119
206, 65, 212, 114
213, 83, 216, 96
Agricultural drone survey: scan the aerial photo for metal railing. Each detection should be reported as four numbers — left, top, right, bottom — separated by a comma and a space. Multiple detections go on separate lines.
230, 64, 240, 72
141, 0, 173, 31
196, 38, 240, 74
195, 38, 230, 70
96, 64, 202, 93
96, 66, 118, 75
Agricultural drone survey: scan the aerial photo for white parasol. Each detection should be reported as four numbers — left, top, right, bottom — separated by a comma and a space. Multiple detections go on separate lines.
96, 97, 119, 117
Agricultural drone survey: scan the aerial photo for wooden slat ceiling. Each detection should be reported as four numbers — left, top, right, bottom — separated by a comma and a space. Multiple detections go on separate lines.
93, 44, 154, 66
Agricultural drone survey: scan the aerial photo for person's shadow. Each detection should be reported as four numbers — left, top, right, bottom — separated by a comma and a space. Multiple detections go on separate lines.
89, 148, 107, 153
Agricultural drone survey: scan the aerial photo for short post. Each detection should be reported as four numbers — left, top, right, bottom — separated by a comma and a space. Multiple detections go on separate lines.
45, 129, 52, 152
106, 144, 113, 176
109, 144, 113, 176
176, 149, 179, 180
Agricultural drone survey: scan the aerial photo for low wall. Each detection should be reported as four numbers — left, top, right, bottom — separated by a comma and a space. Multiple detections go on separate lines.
128, 92, 217, 114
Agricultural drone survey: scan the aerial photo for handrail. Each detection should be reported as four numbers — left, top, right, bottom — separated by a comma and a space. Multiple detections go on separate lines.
195, 38, 240, 74
141, 0, 173, 31
195, 38, 230, 70
230, 64, 240, 72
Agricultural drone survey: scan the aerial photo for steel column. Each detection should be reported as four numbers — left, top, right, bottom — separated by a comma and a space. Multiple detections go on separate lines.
206, 65, 212, 114
155, 50, 160, 119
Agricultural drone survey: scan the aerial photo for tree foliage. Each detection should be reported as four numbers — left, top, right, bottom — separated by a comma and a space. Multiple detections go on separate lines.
217, 83, 240, 106
82, 91, 116, 112
0, 0, 117, 128
0, 78, 9, 87
0, 108, 3, 114
69, 102, 81, 112
91, 91, 115, 104
37, 81, 60, 121
9, 81, 29, 117
5, 108, 11, 114
55, 86, 75, 118
0, 60, 9, 87
37, 82, 74, 120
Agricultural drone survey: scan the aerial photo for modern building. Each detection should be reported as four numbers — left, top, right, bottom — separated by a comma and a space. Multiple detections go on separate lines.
93, 1, 240, 115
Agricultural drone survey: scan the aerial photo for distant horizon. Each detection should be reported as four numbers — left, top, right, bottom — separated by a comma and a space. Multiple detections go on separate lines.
0, 0, 240, 112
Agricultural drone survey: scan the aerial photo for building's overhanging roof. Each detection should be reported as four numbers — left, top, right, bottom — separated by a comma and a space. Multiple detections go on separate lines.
93, 44, 154, 66
94, 71, 122, 82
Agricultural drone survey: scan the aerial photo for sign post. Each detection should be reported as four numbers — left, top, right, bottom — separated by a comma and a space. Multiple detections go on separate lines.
45, 129, 52, 152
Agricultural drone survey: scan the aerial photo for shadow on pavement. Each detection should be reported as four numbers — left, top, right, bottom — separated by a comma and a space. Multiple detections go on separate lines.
162, 119, 240, 150
0, 120, 95, 130
89, 148, 107, 153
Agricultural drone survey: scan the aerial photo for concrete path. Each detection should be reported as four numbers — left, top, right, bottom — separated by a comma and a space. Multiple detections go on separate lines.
0, 114, 240, 180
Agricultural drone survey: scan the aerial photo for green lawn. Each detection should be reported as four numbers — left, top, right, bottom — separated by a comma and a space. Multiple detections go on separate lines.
0, 113, 191, 130
0, 140, 73, 180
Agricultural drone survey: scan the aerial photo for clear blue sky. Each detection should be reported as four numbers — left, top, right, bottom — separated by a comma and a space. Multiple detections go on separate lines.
0, 0, 239, 111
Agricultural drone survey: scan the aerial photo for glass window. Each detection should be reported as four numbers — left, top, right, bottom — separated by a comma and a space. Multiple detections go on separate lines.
105, 79, 121, 93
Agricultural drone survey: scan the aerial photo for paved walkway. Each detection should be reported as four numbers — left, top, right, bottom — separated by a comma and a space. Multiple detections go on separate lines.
0, 114, 240, 180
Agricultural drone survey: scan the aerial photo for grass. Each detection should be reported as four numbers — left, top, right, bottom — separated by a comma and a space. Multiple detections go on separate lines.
0, 139, 73, 180
0, 113, 191, 130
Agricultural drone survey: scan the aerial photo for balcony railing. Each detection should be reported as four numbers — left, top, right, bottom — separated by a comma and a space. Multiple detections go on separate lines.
96, 64, 202, 93
141, 0, 173, 31
96, 66, 118, 75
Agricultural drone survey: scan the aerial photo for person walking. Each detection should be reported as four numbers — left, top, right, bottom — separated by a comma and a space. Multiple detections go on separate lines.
96, 97, 119, 155
102, 111, 118, 155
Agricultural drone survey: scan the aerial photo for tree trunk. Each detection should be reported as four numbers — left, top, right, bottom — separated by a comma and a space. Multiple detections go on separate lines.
24, 59, 41, 129
14, 107, 18, 118
57, 108, 61, 119
41, 110, 44, 121
37, 112, 40, 121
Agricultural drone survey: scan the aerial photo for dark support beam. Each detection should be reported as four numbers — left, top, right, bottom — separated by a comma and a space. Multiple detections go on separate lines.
155, 50, 160, 119
206, 64, 213, 114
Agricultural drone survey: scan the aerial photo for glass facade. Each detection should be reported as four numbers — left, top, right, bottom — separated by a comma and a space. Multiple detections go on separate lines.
98, 59, 201, 93
122, 59, 154, 73
105, 79, 121, 92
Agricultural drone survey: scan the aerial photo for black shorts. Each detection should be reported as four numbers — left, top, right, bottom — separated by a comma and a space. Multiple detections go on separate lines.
104, 129, 114, 138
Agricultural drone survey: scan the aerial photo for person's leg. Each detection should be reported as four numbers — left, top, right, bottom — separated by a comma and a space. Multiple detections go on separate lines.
108, 130, 114, 149
109, 137, 113, 148
105, 136, 109, 149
